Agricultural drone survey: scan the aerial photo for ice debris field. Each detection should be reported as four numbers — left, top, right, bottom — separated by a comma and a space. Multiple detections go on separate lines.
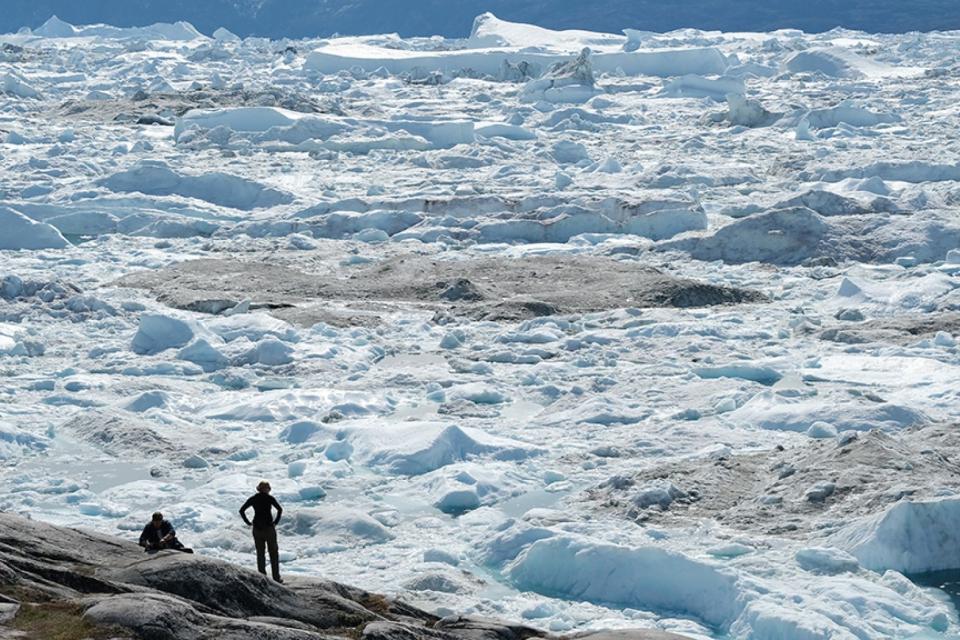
3, 11, 960, 640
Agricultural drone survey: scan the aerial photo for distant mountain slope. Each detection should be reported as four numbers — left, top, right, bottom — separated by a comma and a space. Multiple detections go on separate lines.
3, 0, 959, 38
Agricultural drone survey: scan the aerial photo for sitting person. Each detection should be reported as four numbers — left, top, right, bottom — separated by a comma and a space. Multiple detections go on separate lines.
139, 511, 192, 553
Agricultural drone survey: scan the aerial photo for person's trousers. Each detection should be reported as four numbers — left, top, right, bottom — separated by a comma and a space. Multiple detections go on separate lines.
252, 525, 281, 581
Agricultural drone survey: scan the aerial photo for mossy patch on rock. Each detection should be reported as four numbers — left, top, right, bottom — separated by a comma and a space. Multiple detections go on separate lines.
13, 602, 125, 640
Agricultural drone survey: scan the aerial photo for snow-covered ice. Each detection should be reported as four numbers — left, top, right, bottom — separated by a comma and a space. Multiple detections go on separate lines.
2, 10, 960, 639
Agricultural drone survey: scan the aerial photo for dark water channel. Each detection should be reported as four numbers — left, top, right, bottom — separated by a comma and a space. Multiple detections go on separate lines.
910, 570, 960, 612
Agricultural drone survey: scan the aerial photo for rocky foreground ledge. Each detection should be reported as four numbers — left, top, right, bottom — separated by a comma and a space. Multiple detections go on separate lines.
0, 513, 687, 640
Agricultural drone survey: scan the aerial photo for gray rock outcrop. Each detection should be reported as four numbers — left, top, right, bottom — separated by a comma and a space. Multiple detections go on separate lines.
0, 513, 691, 640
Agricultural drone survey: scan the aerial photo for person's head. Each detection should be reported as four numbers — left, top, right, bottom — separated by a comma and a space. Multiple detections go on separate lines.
257, 481, 271, 494
151, 512, 163, 528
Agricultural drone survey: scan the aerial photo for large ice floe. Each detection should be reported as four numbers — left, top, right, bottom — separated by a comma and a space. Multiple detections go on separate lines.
2, 9, 960, 640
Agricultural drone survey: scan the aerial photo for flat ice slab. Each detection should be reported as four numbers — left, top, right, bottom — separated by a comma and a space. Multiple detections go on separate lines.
305, 43, 728, 78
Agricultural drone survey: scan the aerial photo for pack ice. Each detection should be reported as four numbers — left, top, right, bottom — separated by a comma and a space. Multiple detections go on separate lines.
2, 10, 960, 640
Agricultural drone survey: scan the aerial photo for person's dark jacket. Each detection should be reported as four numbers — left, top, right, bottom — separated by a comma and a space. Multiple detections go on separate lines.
240, 493, 283, 528
140, 520, 176, 548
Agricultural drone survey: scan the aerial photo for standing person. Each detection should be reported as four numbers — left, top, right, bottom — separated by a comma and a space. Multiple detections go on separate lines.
239, 481, 284, 583
139, 512, 193, 553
